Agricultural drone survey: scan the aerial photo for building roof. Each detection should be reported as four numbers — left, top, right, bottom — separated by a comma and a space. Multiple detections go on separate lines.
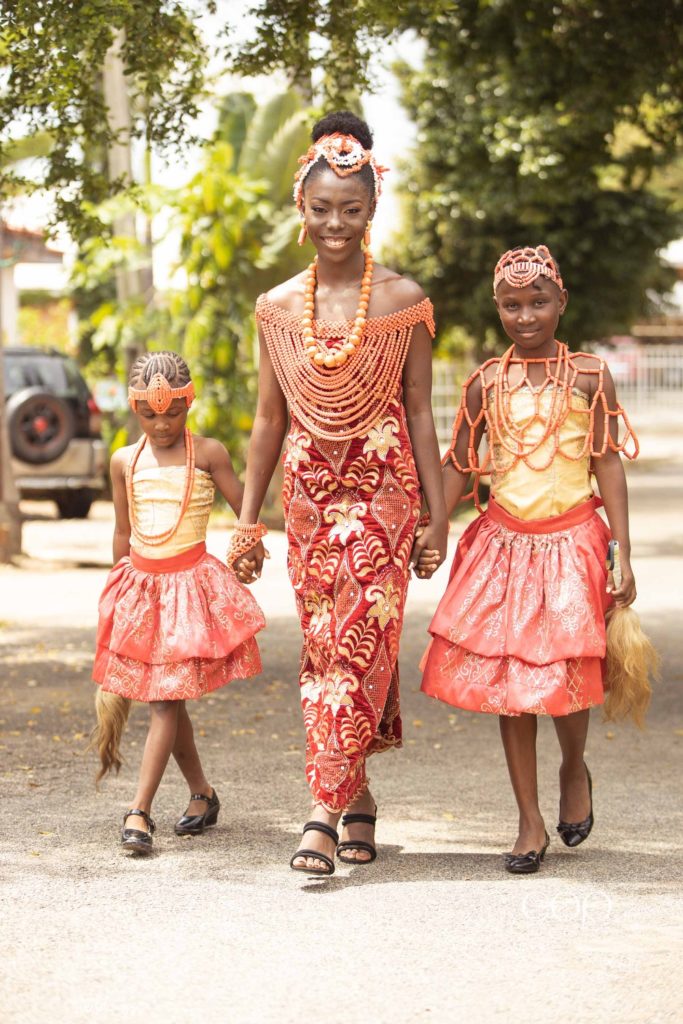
0, 221, 63, 265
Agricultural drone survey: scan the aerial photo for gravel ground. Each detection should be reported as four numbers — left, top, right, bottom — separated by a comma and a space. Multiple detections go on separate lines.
1, 446, 681, 1024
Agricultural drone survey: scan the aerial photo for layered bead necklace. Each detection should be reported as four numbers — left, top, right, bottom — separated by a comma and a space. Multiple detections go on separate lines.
302, 250, 373, 368
487, 341, 573, 469
126, 427, 196, 546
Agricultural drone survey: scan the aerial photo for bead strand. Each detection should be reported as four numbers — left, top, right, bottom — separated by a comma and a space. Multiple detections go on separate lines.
126, 428, 196, 546
302, 250, 374, 368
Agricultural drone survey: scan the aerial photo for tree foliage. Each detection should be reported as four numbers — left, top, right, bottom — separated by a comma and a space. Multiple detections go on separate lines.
0, 0, 212, 241
72, 91, 312, 466
226, 0, 411, 106
390, 0, 683, 347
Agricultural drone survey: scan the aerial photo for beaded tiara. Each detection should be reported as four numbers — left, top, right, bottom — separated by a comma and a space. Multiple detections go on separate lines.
493, 245, 563, 294
293, 133, 388, 212
128, 374, 195, 414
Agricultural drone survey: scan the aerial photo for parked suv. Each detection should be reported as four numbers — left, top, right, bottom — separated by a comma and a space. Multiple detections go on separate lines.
4, 347, 107, 518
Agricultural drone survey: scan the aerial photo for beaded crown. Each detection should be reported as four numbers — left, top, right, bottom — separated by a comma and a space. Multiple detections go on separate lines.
493, 245, 563, 295
128, 373, 195, 414
293, 133, 388, 212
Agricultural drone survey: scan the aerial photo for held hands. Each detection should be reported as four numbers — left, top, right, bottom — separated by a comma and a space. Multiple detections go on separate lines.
233, 540, 268, 585
409, 520, 448, 580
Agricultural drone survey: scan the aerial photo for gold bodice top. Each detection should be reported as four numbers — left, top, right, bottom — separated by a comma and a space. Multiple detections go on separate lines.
130, 466, 215, 559
491, 387, 593, 520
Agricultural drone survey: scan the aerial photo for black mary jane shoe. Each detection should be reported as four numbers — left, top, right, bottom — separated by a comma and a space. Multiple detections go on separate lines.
290, 821, 339, 876
174, 789, 220, 836
503, 831, 550, 875
121, 808, 155, 855
336, 805, 378, 865
557, 764, 594, 848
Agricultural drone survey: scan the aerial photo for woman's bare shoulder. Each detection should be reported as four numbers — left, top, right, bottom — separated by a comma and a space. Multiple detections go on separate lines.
264, 272, 309, 313
370, 267, 427, 316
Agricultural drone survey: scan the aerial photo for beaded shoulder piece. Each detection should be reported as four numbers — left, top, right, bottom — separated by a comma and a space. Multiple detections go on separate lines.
445, 343, 639, 508
256, 295, 435, 440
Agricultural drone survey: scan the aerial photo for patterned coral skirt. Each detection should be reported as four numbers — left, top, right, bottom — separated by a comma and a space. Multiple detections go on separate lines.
93, 542, 264, 702
421, 497, 613, 716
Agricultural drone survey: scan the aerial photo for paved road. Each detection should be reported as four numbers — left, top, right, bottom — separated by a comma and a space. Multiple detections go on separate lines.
1, 448, 681, 1024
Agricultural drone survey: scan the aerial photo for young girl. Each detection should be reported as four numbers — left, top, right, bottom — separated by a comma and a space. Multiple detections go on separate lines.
92, 351, 265, 854
419, 245, 641, 873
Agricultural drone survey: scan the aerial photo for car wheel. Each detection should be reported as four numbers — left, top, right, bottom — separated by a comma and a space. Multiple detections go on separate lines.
7, 387, 75, 464
55, 490, 95, 519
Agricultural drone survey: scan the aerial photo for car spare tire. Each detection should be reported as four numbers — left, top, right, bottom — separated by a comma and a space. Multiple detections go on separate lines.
7, 387, 75, 464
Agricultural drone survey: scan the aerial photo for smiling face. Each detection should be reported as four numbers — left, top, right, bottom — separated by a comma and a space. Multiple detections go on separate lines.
494, 276, 568, 357
302, 166, 374, 262
135, 397, 188, 449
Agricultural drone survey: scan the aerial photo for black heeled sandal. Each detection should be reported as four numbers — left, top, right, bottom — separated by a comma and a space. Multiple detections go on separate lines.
557, 764, 594, 847
336, 806, 378, 865
503, 831, 550, 875
121, 808, 155, 854
290, 821, 339, 876
175, 789, 220, 836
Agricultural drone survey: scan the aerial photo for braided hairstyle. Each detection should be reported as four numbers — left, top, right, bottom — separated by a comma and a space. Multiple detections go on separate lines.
128, 350, 192, 389
305, 110, 377, 201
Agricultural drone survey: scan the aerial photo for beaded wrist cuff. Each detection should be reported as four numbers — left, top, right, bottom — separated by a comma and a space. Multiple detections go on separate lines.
417, 513, 431, 529
226, 522, 268, 568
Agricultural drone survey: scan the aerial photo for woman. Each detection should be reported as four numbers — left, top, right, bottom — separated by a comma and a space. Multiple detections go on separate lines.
232, 111, 447, 875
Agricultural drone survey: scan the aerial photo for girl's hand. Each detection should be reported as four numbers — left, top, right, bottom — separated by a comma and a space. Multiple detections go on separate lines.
608, 559, 636, 608
233, 540, 267, 584
409, 521, 448, 579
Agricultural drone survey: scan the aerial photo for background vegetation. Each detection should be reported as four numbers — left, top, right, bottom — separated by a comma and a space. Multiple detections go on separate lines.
2, 0, 682, 464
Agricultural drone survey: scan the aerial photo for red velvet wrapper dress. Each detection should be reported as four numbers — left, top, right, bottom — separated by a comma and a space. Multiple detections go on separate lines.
256, 295, 435, 811
421, 349, 638, 716
93, 466, 264, 701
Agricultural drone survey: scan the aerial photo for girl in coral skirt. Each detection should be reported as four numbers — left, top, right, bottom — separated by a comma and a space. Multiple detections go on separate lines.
419, 245, 645, 873
92, 351, 265, 854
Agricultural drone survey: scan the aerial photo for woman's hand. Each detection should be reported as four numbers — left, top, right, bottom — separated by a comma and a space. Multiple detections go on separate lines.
233, 540, 267, 584
608, 557, 637, 608
409, 520, 448, 579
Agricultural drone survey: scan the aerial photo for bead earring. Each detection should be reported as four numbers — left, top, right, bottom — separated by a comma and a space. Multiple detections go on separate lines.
364, 221, 372, 248
298, 222, 308, 247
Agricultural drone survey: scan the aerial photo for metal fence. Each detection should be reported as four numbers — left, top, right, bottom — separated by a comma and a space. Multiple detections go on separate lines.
432, 345, 683, 445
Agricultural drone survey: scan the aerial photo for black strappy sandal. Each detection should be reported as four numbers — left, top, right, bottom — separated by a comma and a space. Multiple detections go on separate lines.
175, 789, 220, 836
290, 821, 339, 876
336, 806, 378, 865
121, 808, 155, 854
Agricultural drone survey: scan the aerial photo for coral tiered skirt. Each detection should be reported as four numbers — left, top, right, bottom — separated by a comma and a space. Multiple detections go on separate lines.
421, 497, 613, 716
93, 542, 264, 702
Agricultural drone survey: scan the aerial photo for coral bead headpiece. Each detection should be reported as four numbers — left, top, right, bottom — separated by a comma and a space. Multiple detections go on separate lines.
493, 245, 563, 295
293, 133, 388, 212
128, 374, 195, 414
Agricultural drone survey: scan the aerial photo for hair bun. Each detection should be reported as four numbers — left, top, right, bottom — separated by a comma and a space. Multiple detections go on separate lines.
312, 111, 373, 151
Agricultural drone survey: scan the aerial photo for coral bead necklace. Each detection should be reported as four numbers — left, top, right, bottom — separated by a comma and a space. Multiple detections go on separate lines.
302, 250, 374, 368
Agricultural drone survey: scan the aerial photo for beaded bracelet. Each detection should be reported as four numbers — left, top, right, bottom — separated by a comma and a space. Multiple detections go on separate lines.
417, 512, 431, 529
226, 522, 268, 568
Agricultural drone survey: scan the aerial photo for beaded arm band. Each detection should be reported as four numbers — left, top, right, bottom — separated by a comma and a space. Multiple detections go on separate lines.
226, 522, 268, 568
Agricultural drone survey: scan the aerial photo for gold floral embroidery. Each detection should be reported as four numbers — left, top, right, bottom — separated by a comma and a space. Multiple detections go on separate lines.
363, 417, 400, 462
322, 668, 360, 717
366, 579, 401, 630
324, 496, 367, 545
285, 429, 312, 472
300, 670, 324, 704
304, 592, 333, 638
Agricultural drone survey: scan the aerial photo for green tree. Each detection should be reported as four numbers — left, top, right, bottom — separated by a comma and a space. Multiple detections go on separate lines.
73, 90, 313, 467
226, 0, 410, 106
390, 0, 683, 348
0, 0, 212, 243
